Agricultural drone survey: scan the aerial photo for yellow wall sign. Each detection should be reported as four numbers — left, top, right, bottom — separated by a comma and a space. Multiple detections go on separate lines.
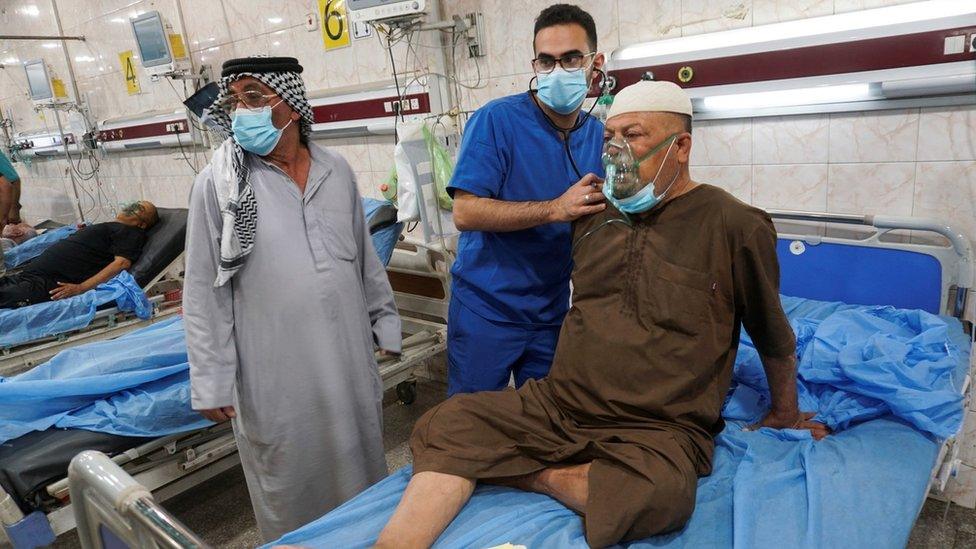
118, 50, 141, 95
168, 33, 187, 59
51, 78, 68, 99
319, 0, 350, 50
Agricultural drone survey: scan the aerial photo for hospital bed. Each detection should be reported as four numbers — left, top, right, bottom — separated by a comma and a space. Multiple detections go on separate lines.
0, 208, 189, 377
58, 211, 973, 549
0, 198, 449, 547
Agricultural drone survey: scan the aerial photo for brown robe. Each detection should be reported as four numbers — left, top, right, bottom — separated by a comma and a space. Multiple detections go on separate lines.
411, 184, 796, 547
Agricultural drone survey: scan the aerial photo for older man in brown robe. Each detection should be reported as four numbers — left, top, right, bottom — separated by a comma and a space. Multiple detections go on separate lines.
374, 81, 827, 549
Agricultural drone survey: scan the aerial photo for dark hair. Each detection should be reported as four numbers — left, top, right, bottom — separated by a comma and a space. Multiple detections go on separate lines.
533, 4, 598, 52
681, 114, 692, 133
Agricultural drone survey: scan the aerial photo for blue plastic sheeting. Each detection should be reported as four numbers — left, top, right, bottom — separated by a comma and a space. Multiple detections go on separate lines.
266, 296, 970, 549
729, 296, 966, 438
0, 271, 151, 348
0, 317, 210, 444
362, 198, 403, 266
2, 225, 76, 269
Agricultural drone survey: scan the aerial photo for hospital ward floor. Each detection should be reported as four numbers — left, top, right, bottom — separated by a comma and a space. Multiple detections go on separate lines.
50, 379, 976, 549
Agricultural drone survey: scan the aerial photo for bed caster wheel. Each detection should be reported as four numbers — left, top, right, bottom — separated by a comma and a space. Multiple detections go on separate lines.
396, 381, 417, 404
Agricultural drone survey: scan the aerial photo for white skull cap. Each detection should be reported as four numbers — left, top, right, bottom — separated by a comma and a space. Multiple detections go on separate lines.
607, 80, 693, 119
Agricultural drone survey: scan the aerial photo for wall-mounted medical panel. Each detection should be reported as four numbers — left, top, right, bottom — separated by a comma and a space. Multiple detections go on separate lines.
11, 130, 80, 158
309, 83, 432, 138
98, 110, 197, 151
606, 0, 976, 119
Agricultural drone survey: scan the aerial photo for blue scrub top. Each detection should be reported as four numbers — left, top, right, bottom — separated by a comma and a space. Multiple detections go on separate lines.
0, 151, 20, 183
448, 92, 604, 326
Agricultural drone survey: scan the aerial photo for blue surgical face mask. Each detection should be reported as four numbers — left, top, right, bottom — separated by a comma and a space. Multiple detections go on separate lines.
536, 68, 589, 115
231, 99, 292, 156
602, 133, 680, 214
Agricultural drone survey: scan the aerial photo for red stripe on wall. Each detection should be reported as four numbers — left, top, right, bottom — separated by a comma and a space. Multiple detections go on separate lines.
98, 120, 189, 142
311, 92, 431, 124
608, 26, 976, 91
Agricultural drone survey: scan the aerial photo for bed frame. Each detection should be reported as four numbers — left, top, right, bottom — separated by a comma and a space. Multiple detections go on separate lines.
0, 234, 450, 548
36, 211, 974, 549
768, 210, 975, 505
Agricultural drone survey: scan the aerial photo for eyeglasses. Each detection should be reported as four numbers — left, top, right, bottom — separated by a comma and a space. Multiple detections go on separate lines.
213, 90, 279, 115
531, 52, 596, 74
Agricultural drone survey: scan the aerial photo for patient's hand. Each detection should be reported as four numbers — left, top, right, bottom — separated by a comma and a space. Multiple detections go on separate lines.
757, 410, 830, 440
50, 282, 86, 300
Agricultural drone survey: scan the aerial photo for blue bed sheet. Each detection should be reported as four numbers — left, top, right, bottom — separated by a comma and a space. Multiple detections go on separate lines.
0, 271, 151, 348
1, 225, 75, 269
267, 295, 971, 549
0, 317, 210, 444
362, 197, 403, 266
0, 220, 401, 444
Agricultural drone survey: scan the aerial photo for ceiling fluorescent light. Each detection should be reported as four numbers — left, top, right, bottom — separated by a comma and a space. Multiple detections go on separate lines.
614, 0, 973, 62
700, 83, 873, 111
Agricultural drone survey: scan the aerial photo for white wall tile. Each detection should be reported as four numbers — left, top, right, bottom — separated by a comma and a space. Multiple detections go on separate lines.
366, 135, 396, 175
618, 0, 682, 46
827, 163, 915, 216
690, 119, 753, 166
828, 109, 920, 163
912, 161, 976, 259
681, 0, 753, 36
753, 164, 828, 211
917, 106, 976, 162
483, 0, 517, 78
690, 165, 752, 203
751, 0, 832, 26
181, 0, 233, 52
833, 0, 918, 14
753, 114, 829, 165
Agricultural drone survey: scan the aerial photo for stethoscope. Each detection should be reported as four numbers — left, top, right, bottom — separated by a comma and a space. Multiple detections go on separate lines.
527, 67, 611, 180
526, 69, 635, 256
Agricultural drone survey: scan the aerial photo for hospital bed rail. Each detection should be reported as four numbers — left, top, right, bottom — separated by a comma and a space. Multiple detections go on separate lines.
768, 209, 975, 504
767, 210, 973, 318
68, 450, 210, 549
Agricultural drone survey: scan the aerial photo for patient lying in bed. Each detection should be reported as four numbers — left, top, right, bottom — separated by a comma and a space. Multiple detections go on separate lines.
0, 201, 158, 309
374, 86, 829, 549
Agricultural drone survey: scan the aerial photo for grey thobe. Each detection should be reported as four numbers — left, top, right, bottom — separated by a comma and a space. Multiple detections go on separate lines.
183, 143, 401, 541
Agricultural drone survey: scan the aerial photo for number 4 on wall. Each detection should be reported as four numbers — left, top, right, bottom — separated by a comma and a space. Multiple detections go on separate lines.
118, 50, 141, 95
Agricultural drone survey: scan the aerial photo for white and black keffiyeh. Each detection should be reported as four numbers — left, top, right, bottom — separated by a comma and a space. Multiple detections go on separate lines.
203, 56, 314, 287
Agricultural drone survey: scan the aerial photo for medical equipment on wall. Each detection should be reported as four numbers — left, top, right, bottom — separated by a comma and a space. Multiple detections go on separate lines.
97, 110, 199, 152
605, 0, 976, 120
23, 59, 58, 105
10, 129, 80, 158
309, 82, 432, 138
348, 0, 428, 24
129, 11, 190, 80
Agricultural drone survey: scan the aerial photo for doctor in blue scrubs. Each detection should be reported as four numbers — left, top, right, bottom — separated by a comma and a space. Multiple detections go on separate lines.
446, 4, 607, 394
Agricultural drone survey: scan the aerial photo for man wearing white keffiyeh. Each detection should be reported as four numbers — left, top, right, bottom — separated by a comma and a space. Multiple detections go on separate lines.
182, 56, 401, 540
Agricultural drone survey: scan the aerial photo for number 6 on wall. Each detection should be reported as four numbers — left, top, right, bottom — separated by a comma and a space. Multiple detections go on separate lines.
319, 0, 351, 50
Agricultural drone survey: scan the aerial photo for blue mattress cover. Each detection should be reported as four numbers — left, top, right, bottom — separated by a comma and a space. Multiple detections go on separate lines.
0, 218, 403, 443
2, 225, 76, 269
0, 271, 152, 348
268, 296, 971, 549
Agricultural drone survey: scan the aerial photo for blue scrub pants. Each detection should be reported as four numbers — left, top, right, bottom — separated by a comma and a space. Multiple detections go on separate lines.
447, 297, 561, 395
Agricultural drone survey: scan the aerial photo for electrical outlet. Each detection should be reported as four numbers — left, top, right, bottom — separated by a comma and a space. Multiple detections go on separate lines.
383, 101, 392, 113
970, 33, 976, 52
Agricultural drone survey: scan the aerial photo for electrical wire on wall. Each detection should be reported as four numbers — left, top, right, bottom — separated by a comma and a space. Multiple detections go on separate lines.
373, 15, 488, 141
165, 78, 204, 175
